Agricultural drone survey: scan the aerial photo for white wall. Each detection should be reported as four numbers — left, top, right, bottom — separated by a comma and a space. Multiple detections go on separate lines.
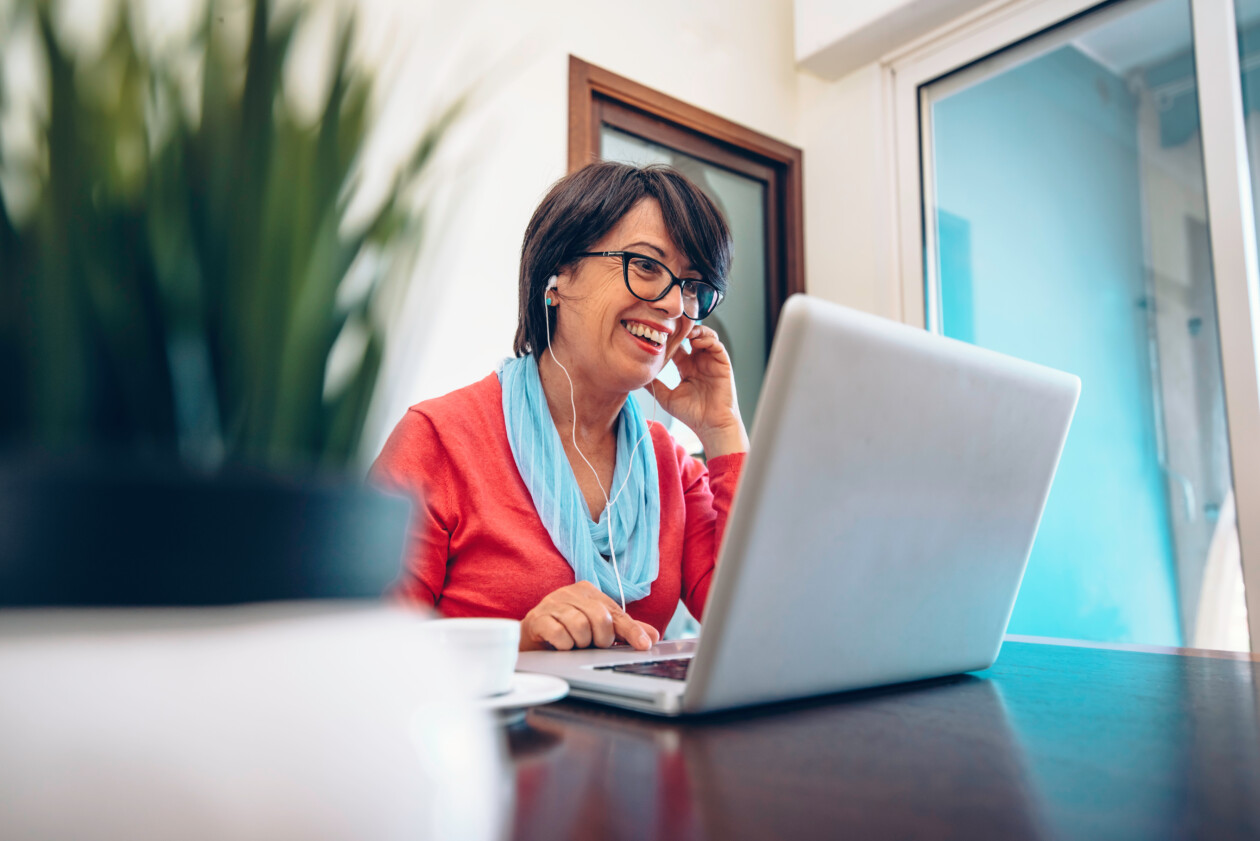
796, 64, 899, 321
356, 0, 991, 461
358, 0, 804, 459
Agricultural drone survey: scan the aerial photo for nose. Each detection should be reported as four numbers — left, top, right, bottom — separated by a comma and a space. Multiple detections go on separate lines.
653, 282, 686, 319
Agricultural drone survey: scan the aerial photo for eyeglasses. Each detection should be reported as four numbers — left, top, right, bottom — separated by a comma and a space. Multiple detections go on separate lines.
571, 251, 723, 321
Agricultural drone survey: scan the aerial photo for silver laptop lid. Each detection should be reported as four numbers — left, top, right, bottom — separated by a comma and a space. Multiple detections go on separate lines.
683, 295, 1079, 713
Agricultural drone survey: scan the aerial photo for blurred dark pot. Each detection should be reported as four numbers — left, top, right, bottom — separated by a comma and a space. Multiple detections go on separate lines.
0, 458, 411, 607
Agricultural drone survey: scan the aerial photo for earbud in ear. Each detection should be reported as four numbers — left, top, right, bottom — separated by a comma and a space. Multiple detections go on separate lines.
545, 275, 559, 307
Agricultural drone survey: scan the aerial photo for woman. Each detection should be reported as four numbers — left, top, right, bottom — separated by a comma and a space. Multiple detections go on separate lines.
371, 162, 748, 652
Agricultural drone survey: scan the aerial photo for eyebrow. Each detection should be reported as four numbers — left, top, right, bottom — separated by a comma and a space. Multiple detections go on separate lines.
623, 241, 668, 259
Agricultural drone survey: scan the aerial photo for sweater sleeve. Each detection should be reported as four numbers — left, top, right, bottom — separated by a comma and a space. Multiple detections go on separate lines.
679, 450, 746, 620
368, 409, 457, 607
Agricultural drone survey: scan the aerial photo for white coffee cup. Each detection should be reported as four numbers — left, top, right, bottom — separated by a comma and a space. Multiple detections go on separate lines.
420, 618, 520, 698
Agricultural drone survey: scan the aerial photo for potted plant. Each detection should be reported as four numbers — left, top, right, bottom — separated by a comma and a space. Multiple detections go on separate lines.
0, 0, 461, 606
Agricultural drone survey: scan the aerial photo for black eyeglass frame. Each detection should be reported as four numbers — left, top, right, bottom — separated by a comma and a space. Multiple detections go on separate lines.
570, 251, 724, 320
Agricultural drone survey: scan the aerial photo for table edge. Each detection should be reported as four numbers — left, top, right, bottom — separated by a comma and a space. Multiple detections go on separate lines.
1005, 633, 1260, 662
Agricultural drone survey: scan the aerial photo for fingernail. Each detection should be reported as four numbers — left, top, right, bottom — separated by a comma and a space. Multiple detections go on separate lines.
636, 630, 649, 648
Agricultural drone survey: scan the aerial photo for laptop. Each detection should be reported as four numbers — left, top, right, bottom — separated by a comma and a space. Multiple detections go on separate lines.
516, 294, 1080, 715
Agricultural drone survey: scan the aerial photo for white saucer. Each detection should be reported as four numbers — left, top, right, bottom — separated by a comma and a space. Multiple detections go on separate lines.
476, 673, 569, 725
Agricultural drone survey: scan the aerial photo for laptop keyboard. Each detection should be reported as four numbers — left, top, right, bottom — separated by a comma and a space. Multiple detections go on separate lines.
595, 657, 692, 681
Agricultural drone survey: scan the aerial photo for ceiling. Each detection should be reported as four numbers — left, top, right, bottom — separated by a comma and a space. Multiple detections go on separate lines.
1073, 0, 1260, 76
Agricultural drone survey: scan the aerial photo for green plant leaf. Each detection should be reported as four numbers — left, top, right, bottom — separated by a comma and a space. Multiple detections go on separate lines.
4, 0, 465, 470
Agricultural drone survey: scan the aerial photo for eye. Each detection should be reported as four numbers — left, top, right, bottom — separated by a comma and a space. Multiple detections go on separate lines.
630, 256, 665, 277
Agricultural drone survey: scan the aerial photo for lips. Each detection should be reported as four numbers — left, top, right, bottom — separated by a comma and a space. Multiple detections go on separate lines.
618, 321, 666, 356
621, 320, 669, 347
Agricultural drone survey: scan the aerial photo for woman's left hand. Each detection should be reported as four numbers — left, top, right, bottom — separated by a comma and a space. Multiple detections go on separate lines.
652, 325, 749, 458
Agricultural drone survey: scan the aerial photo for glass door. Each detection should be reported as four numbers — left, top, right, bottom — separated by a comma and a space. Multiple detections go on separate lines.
921, 0, 1248, 649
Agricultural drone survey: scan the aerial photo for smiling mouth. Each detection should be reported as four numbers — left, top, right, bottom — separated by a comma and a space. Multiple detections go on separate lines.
621, 320, 665, 348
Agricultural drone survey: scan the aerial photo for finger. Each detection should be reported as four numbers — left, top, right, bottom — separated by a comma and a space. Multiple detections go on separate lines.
639, 621, 661, 645
570, 598, 617, 648
610, 608, 652, 650
689, 334, 723, 352
685, 335, 718, 352
671, 344, 697, 376
555, 604, 594, 649
668, 340, 692, 365
688, 337, 730, 364
533, 615, 576, 651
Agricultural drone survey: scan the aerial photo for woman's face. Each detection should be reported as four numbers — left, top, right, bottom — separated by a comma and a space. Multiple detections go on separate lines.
551, 199, 697, 396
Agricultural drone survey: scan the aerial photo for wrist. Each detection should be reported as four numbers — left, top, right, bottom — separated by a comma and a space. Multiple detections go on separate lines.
698, 421, 749, 459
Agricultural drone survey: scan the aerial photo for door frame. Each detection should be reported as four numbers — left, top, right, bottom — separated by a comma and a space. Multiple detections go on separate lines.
568, 56, 806, 349
886, 0, 1260, 651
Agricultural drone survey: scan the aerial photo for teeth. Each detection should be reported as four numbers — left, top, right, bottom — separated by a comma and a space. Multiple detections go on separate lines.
624, 321, 665, 346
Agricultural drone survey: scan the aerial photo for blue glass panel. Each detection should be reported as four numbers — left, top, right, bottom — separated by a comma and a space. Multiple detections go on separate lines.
926, 0, 1241, 646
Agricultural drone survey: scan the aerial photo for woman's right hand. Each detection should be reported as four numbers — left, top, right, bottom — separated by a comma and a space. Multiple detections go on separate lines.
519, 581, 661, 652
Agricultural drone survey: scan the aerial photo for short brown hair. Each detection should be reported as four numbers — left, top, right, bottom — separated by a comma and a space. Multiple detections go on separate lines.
513, 162, 732, 359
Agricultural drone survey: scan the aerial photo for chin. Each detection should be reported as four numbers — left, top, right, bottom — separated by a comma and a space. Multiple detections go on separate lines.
613, 363, 660, 395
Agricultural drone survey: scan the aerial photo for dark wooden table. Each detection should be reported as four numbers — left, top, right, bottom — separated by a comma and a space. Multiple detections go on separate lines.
506, 639, 1260, 841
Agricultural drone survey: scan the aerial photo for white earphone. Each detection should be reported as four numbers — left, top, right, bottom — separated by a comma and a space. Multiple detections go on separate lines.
542, 271, 657, 612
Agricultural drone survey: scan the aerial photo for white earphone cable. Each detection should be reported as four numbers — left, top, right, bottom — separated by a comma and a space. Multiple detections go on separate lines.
543, 278, 658, 614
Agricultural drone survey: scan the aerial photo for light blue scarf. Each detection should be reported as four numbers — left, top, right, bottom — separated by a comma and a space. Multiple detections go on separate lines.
498, 354, 661, 603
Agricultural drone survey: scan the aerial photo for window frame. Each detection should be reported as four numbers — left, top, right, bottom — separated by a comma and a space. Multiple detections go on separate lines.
887, 0, 1260, 651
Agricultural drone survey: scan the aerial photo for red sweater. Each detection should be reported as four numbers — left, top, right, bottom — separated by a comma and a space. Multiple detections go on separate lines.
370, 373, 745, 635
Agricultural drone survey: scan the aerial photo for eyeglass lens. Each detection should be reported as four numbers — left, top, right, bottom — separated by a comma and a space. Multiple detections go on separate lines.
624, 255, 718, 319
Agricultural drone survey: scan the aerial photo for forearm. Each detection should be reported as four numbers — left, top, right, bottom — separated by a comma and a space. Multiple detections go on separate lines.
680, 450, 746, 619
